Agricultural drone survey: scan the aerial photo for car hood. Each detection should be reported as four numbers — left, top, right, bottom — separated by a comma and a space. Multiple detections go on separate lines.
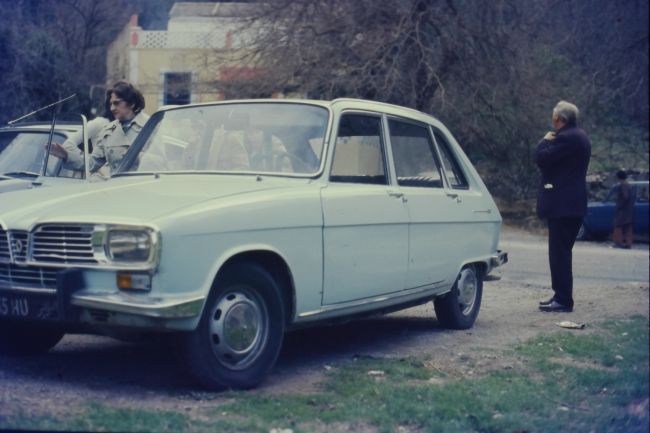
0, 175, 33, 193
0, 175, 79, 194
0, 174, 299, 229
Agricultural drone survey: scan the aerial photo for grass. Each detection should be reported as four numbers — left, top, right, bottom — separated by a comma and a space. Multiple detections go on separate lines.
2, 316, 648, 433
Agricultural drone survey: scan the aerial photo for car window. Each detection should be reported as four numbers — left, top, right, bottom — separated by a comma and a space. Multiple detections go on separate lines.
388, 118, 443, 188
0, 131, 65, 176
432, 129, 469, 189
124, 103, 328, 176
330, 114, 387, 185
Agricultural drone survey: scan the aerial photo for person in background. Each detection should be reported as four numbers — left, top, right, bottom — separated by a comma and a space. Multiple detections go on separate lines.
50, 80, 148, 178
535, 100, 591, 313
612, 170, 635, 249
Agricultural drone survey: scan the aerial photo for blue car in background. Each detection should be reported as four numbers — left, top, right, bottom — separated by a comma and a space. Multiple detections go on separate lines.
578, 180, 649, 240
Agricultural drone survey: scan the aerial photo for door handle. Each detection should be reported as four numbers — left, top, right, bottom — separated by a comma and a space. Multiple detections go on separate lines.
388, 191, 407, 203
446, 192, 461, 203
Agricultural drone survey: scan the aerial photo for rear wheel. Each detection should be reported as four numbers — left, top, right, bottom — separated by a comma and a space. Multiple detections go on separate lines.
178, 262, 285, 390
0, 321, 64, 355
434, 264, 483, 330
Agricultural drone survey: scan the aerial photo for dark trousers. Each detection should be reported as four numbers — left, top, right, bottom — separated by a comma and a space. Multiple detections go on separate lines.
548, 217, 582, 308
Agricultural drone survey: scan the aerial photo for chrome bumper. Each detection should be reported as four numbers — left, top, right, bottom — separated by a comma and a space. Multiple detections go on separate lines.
71, 291, 205, 319
490, 250, 508, 269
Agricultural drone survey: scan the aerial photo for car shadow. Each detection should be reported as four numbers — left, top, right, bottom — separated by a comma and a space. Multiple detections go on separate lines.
0, 313, 447, 393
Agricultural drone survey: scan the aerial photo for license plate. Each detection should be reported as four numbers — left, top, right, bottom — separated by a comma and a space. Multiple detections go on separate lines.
0, 292, 60, 321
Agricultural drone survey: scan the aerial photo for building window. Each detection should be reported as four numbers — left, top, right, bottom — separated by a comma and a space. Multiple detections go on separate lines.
163, 72, 192, 105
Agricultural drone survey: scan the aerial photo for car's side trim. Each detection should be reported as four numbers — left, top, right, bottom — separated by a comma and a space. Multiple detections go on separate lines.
296, 280, 448, 322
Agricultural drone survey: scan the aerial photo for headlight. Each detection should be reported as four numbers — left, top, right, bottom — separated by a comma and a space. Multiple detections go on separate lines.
103, 227, 159, 266
107, 230, 152, 261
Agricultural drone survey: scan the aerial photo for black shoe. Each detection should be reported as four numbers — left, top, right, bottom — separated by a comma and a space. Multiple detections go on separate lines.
539, 297, 555, 306
539, 300, 573, 312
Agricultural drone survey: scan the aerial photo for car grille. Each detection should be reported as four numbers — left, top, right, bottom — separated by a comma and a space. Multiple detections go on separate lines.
0, 229, 30, 263
0, 263, 58, 291
32, 224, 98, 265
0, 229, 9, 261
10, 231, 29, 263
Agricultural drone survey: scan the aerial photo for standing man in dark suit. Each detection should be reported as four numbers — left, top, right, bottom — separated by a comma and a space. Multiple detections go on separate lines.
536, 100, 591, 312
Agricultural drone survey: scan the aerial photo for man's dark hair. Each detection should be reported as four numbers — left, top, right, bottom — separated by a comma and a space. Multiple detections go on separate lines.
616, 170, 628, 180
102, 93, 115, 121
107, 80, 145, 114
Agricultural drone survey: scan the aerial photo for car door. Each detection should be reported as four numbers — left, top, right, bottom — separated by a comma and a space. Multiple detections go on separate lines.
321, 113, 409, 305
386, 117, 456, 289
433, 127, 498, 265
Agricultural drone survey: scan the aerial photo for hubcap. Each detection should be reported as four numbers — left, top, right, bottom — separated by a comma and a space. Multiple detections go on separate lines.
456, 268, 477, 316
208, 288, 268, 370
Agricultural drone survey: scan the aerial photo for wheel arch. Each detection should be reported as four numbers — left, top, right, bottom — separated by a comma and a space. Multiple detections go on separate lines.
211, 250, 296, 327
457, 259, 487, 278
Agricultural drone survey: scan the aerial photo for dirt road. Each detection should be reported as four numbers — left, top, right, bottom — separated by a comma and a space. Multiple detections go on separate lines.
0, 226, 648, 415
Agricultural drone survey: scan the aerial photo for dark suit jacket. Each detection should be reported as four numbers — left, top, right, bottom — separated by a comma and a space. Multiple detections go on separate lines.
535, 124, 591, 219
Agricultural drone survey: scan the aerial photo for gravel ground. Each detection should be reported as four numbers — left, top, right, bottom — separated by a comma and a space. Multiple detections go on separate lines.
0, 225, 648, 420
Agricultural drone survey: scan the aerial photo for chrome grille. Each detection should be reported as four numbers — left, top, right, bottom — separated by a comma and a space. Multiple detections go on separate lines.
0, 229, 9, 262
10, 231, 28, 263
32, 224, 97, 264
0, 263, 58, 291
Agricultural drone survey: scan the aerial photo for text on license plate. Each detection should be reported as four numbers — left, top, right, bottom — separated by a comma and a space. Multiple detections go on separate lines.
0, 296, 30, 317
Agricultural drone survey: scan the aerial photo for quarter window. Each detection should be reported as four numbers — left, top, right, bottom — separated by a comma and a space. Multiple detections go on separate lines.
388, 119, 443, 188
434, 130, 469, 189
330, 114, 387, 185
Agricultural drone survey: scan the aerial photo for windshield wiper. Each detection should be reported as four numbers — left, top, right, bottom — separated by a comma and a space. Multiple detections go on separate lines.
1, 171, 40, 179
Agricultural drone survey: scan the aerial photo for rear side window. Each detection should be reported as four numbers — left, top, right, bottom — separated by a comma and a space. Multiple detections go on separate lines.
433, 130, 468, 189
330, 114, 387, 185
388, 119, 443, 188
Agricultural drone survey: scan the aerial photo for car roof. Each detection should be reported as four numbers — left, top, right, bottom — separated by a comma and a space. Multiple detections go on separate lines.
155, 98, 443, 125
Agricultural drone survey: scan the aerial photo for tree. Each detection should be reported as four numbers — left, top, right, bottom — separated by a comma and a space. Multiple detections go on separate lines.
0, 0, 130, 124
211, 0, 647, 201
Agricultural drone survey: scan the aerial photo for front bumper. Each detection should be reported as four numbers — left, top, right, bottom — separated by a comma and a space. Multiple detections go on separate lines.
0, 268, 205, 330
71, 291, 204, 319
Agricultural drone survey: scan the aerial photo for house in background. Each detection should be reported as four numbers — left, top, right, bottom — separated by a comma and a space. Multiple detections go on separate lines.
107, 2, 263, 113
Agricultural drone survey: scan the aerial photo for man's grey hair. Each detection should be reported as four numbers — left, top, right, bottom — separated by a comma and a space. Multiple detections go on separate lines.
553, 100, 579, 125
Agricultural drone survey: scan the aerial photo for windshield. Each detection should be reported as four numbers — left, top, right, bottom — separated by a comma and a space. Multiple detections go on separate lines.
0, 131, 66, 177
122, 103, 329, 176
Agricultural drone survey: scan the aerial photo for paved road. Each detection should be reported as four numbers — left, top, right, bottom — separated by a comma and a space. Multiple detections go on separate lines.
496, 226, 649, 289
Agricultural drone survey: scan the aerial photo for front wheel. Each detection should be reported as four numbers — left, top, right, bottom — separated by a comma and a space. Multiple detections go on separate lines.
0, 321, 64, 355
178, 262, 285, 390
434, 264, 483, 330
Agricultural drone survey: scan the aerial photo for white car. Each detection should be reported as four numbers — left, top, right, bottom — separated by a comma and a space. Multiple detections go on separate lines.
0, 99, 507, 390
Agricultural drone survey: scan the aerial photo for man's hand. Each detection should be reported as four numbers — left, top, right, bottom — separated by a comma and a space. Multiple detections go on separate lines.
543, 131, 556, 141
48, 142, 68, 160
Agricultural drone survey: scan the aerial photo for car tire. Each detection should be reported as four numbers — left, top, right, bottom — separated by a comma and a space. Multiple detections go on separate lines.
178, 262, 285, 390
434, 264, 483, 330
0, 320, 64, 355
